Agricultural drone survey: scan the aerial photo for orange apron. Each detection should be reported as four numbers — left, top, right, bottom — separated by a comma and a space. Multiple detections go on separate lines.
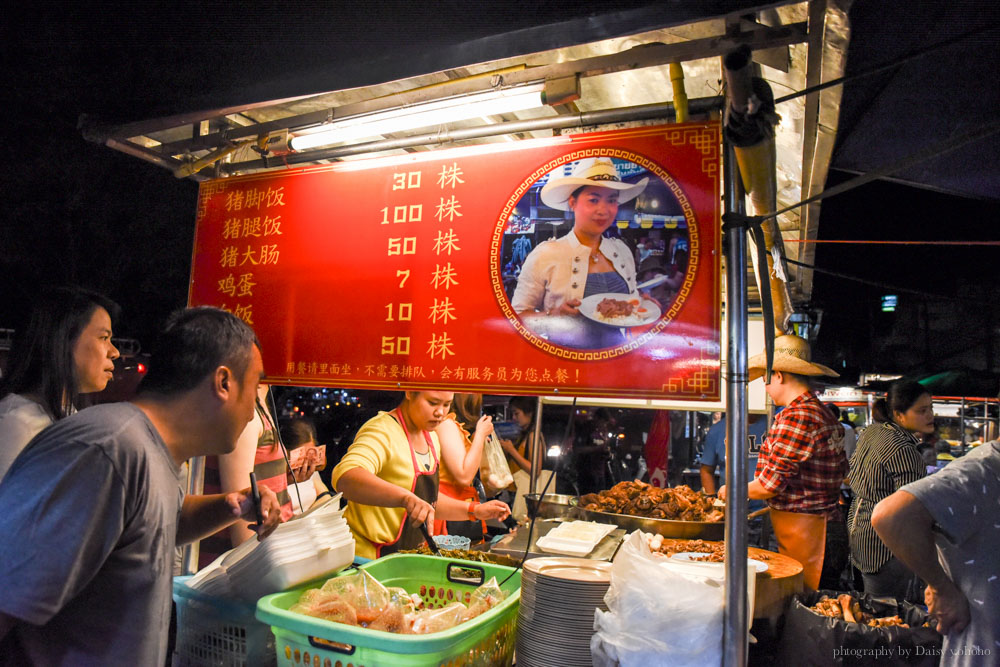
770, 508, 826, 590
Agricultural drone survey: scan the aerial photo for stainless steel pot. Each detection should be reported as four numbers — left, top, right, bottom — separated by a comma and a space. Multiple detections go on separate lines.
523, 493, 578, 520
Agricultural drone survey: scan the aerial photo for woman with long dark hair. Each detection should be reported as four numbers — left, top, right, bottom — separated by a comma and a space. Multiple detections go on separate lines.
281, 417, 332, 515
497, 396, 551, 519
0, 287, 120, 480
848, 380, 935, 599
432, 393, 493, 541
500, 396, 541, 478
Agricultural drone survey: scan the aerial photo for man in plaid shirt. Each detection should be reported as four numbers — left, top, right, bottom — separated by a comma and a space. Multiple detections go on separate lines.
753, 392, 847, 519
721, 335, 848, 590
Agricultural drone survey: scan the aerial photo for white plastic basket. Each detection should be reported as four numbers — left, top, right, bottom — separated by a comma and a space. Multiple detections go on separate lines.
172, 576, 276, 667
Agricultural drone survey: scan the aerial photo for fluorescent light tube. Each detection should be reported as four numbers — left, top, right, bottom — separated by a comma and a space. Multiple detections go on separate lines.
290, 84, 545, 151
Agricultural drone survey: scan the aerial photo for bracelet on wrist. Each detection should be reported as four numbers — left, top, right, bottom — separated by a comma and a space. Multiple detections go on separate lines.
468, 500, 480, 521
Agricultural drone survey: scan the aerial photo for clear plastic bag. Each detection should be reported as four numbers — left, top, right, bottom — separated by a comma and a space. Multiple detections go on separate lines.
408, 602, 468, 634
480, 432, 514, 491
386, 585, 422, 612
462, 576, 507, 621
289, 588, 359, 626
320, 569, 390, 626
591, 531, 724, 667
367, 601, 408, 633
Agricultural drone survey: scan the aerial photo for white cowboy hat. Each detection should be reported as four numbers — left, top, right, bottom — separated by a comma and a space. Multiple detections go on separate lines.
540, 157, 649, 211
747, 334, 840, 382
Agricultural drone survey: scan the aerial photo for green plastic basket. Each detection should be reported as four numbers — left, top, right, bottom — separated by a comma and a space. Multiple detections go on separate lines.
256, 554, 521, 667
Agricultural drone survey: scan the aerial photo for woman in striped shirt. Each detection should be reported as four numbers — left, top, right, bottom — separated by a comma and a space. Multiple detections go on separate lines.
848, 380, 935, 599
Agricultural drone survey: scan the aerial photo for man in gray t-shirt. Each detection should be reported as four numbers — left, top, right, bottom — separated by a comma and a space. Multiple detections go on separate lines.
0, 404, 183, 665
872, 441, 1000, 667
0, 307, 281, 666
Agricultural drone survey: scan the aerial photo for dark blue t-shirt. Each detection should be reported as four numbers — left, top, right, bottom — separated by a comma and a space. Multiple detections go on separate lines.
700, 416, 769, 482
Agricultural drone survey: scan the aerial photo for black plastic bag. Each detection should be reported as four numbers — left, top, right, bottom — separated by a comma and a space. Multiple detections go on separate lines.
776, 590, 942, 666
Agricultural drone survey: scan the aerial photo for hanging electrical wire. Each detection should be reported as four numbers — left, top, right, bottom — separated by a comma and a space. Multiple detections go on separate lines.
786, 240, 1000, 246
773, 22, 1000, 106
783, 257, 980, 303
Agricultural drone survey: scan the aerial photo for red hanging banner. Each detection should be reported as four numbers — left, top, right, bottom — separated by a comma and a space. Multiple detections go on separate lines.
189, 122, 721, 400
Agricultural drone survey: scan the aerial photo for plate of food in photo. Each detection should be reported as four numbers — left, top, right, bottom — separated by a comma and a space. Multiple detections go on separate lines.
579, 293, 661, 327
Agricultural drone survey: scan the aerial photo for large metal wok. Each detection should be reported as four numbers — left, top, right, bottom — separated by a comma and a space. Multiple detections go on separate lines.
571, 504, 725, 540
525, 492, 725, 540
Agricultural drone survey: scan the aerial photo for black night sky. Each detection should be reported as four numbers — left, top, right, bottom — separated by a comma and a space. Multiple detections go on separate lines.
2, 3, 998, 386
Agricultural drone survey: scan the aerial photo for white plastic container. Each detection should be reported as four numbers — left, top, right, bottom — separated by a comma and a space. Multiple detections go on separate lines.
230, 538, 355, 601
188, 493, 355, 600
536, 520, 617, 556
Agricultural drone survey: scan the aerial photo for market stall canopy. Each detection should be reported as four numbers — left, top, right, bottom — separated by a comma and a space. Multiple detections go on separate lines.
915, 369, 1000, 400
829, 1, 1000, 202
862, 368, 1000, 401
81, 0, 854, 310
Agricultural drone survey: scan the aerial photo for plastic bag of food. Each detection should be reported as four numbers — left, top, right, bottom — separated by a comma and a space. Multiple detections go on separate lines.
777, 590, 942, 666
409, 602, 469, 634
386, 586, 423, 612
591, 531, 724, 667
462, 576, 507, 621
289, 588, 359, 626
366, 602, 408, 633
320, 569, 390, 625
480, 432, 514, 491
362, 585, 426, 633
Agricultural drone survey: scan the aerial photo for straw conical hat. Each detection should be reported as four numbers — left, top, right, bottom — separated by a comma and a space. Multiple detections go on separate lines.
540, 158, 648, 211
748, 334, 840, 382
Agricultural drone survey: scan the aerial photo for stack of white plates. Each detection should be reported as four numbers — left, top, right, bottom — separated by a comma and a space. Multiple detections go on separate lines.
186, 494, 354, 600
516, 557, 612, 667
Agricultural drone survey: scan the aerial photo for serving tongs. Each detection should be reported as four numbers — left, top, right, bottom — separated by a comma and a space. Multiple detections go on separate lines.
419, 522, 442, 555
710, 495, 769, 520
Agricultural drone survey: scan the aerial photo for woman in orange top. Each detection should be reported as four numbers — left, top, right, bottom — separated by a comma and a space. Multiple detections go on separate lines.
433, 393, 493, 542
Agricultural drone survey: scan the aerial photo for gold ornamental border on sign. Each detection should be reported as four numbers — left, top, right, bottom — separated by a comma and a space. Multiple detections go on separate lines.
489, 147, 700, 362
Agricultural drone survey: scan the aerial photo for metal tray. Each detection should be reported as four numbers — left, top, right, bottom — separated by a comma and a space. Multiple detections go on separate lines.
490, 519, 625, 562
571, 504, 725, 540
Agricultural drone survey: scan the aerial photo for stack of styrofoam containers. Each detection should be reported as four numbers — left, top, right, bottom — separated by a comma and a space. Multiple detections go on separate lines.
186, 494, 354, 601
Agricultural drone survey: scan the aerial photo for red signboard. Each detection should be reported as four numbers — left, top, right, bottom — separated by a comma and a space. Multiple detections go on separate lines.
189, 122, 721, 400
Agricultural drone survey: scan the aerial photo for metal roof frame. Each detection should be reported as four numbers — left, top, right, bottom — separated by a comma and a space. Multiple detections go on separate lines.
81, 0, 852, 309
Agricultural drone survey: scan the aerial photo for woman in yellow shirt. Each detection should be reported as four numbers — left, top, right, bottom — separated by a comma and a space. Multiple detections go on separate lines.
331, 391, 510, 559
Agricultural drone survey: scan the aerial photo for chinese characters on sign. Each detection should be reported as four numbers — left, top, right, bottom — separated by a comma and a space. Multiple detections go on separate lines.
378, 162, 471, 361
189, 123, 722, 400
215, 186, 286, 324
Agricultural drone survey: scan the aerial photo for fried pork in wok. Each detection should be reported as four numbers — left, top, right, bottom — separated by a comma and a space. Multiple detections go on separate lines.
579, 481, 723, 522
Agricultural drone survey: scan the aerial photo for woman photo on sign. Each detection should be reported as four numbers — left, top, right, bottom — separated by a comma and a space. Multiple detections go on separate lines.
330, 391, 510, 559
510, 158, 651, 349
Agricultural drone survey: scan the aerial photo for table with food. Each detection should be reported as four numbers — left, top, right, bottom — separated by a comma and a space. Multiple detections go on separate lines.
172, 473, 941, 667
495, 481, 804, 625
